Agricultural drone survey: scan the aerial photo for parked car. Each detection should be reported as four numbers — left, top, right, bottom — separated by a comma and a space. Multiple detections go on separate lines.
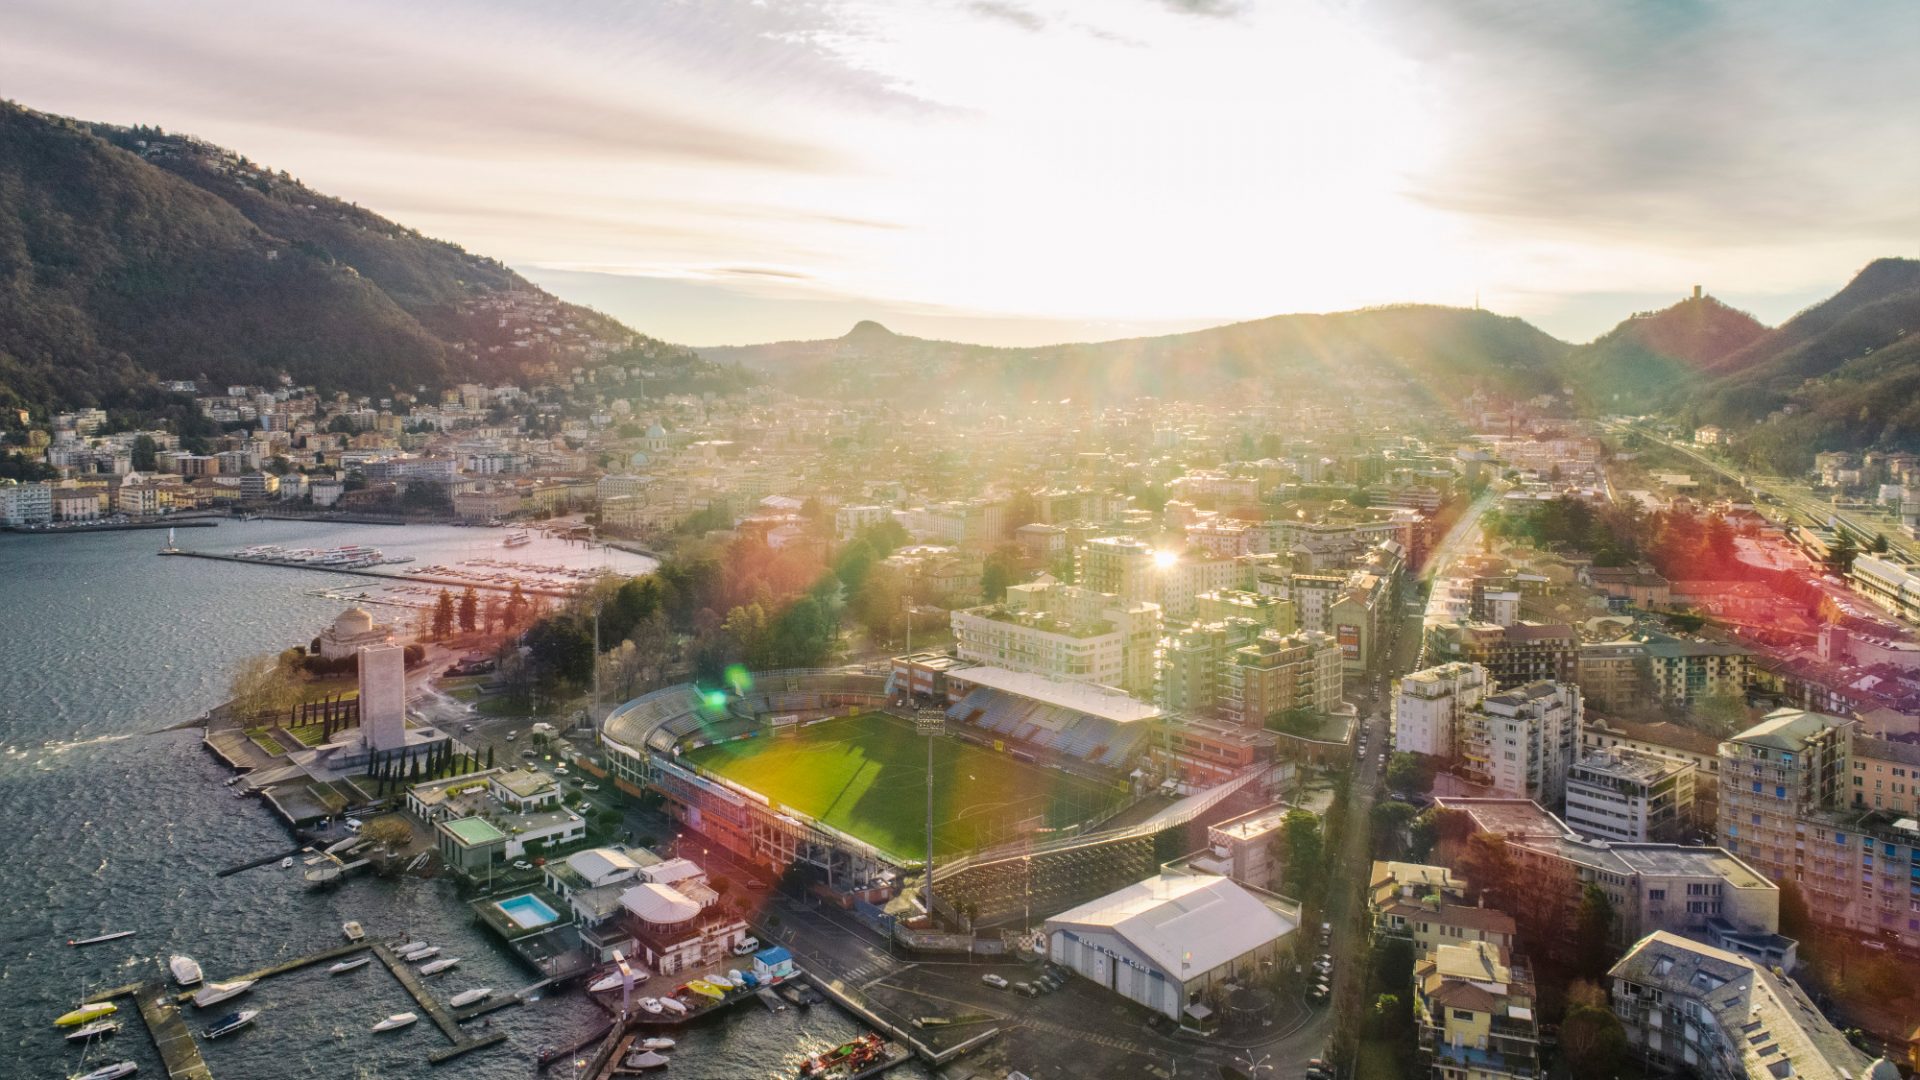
981, 974, 1009, 989
1014, 982, 1038, 997
512, 860, 533, 871
746, 879, 768, 891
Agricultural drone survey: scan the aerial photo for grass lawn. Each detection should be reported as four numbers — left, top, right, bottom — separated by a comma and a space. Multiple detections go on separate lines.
682, 712, 1123, 862
246, 727, 287, 755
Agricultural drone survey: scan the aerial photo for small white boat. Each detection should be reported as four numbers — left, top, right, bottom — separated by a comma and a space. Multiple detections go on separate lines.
449, 988, 493, 1008
68, 931, 135, 947
623, 1050, 669, 1071
418, 957, 460, 976
203, 1009, 259, 1039
341, 921, 365, 941
328, 957, 371, 975
371, 1012, 418, 1033
279, 857, 294, 869
55, 1003, 118, 1028
640, 1037, 675, 1050
191, 980, 256, 1008
71, 1062, 139, 1080
403, 946, 442, 962
637, 998, 664, 1015
392, 940, 427, 954
727, 969, 748, 988
656, 996, 687, 1015
587, 973, 624, 994
168, 954, 203, 987
65, 1019, 119, 1042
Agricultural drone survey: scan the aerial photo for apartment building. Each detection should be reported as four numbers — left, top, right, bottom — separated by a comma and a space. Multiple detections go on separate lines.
1425, 620, 1577, 691
1077, 536, 1158, 607
1609, 932, 1898, 1080
1438, 798, 1792, 967
951, 586, 1162, 696
1192, 589, 1296, 633
1413, 940, 1540, 1080
1221, 629, 1344, 728
1581, 716, 1723, 829
1564, 748, 1696, 843
1394, 662, 1490, 759
1370, 861, 1518, 959
1851, 736, 1920, 817
1642, 641, 1749, 707
1157, 618, 1266, 717
0, 480, 53, 525
1718, 709, 1920, 950
1460, 681, 1581, 805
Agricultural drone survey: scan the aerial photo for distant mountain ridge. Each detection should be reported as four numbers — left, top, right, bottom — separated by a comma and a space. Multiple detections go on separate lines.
0, 101, 711, 413
1560, 294, 1768, 413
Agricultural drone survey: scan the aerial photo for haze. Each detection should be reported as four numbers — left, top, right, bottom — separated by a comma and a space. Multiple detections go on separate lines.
5, 0, 1919, 345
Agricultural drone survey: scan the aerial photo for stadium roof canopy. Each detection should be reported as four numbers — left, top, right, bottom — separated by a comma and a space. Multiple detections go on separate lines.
946, 666, 1161, 724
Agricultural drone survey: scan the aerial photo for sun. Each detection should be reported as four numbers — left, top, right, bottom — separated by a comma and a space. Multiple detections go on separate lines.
1152, 549, 1180, 570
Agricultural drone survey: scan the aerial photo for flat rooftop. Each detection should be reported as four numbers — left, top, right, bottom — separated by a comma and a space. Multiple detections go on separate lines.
443, 816, 507, 847
1569, 748, 1691, 783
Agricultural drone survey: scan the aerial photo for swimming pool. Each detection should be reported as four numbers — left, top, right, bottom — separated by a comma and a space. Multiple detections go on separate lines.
496, 893, 562, 930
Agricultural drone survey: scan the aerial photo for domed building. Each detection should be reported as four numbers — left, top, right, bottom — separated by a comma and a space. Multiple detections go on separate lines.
642, 422, 670, 454
317, 606, 392, 660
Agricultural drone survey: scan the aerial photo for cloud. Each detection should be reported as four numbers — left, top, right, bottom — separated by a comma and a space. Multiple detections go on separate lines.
1375, 0, 1920, 244
1157, 0, 1248, 18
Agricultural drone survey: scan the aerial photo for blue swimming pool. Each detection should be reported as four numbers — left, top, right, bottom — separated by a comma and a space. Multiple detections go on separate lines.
496, 893, 562, 929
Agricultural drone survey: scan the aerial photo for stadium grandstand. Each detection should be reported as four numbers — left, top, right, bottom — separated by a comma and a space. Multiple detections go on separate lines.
937, 666, 1160, 771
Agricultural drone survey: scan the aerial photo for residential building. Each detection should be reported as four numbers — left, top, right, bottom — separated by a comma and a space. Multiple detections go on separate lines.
1460, 681, 1581, 804
239, 472, 280, 501
1608, 932, 1899, 1080
1579, 564, 1672, 609
1187, 803, 1289, 891
51, 488, 101, 522
1851, 736, 1920, 817
1425, 621, 1578, 691
1412, 939, 1540, 1080
1643, 641, 1749, 707
1581, 716, 1724, 830
951, 584, 1161, 695
1221, 629, 1344, 728
1157, 619, 1265, 717
1575, 640, 1645, 713
1394, 662, 1490, 759
1045, 870, 1300, 1027
1564, 747, 1696, 843
1193, 590, 1296, 634
1438, 798, 1793, 968
0, 480, 53, 525
1718, 709, 1920, 951
1370, 862, 1518, 959
1077, 535, 1158, 606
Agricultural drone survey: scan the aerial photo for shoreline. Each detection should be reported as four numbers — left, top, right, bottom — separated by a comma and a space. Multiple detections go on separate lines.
160, 548, 587, 597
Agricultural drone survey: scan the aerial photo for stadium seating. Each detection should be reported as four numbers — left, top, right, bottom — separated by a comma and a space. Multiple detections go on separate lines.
945, 687, 1147, 769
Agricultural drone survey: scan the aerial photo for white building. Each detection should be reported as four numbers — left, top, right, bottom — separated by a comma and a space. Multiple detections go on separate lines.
0, 481, 54, 525
1394, 662, 1490, 758
1850, 553, 1920, 623
1463, 681, 1581, 804
1564, 747, 1696, 844
1045, 871, 1299, 1027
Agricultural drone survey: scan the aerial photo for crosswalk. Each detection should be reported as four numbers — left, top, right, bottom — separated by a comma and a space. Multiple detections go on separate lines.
837, 955, 898, 986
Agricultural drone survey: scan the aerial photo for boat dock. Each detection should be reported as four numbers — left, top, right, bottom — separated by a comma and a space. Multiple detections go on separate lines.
158, 548, 578, 597
83, 937, 514, 1076
214, 845, 308, 878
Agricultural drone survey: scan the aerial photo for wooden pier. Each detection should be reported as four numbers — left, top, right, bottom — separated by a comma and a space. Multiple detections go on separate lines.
78, 982, 213, 1080
214, 845, 309, 878
373, 943, 464, 1041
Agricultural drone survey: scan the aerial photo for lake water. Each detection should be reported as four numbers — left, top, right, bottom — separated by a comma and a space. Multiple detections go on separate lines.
0, 522, 920, 1079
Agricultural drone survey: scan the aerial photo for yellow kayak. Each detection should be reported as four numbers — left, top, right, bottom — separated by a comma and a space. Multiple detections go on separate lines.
54, 1002, 117, 1027
685, 980, 726, 1000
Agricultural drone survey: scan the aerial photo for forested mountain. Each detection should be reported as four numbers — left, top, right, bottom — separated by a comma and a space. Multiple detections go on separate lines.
704, 305, 1573, 405
1559, 294, 1767, 414
0, 101, 710, 414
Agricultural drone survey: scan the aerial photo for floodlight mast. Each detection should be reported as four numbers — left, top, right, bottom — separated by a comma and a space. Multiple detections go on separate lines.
916, 708, 944, 918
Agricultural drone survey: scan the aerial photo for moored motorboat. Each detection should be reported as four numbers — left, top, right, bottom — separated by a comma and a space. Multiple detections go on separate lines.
65, 1020, 119, 1042
640, 1037, 675, 1050
684, 979, 725, 1000
68, 931, 135, 947
656, 996, 688, 1015
418, 957, 460, 976
191, 980, 256, 1008
637, 998, 664, 1015
402, 946, 441, 962
54, 1003, 118, 1028
449, 987, 493, 1008
168, 954, 203, 987
371, 1012, 418, 1033
328, 957, 371, 975
203, 1009, 259, 1040
340, 921, 365, 941
70, 1062, 138, 1080
587, 972, 624, 994
623, 1050, 669, 1071
797, 1033, 887, 1077
392, 940, 427, 955
279, 857, 294, 869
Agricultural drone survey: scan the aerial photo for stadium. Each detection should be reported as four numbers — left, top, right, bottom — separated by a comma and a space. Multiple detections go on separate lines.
599, 661, 1276, 927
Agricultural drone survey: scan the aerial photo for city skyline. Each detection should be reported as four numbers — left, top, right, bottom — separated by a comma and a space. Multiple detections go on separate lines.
6, 0, 1919, 346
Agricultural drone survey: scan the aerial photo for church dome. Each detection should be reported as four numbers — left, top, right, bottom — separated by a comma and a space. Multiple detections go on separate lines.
645, 423, 667, 439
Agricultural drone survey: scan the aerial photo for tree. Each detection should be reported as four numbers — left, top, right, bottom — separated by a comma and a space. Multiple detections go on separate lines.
431, 589, 456, 641
1574, 883, 1618, 981
1825, 532, 1859, 576
504, 583, 531, 630
1869, 532, 1890, 554
1265, 706, 1318, 736
981, 546, 1018, 602
1459, 833, 1516, 910
362, 814, 412, 850
1370, 800, 1419, 859
1280, 809, 1325, 903
834, 539, 877, 592
1386, 752, 1434, 794
131, 434, 157, 471
457, 586, 479, 634
228, 650, 304, 719
1560, 1000, 1629, 1079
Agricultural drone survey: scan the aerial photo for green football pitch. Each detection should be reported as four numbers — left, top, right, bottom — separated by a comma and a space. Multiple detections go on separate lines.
681, 711, 1124, 862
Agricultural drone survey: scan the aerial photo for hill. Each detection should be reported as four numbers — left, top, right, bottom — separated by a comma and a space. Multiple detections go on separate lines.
0, 101, 716, 414
1560, 294, 1768, 414
1687, 258, 1920, 472
705, 304, 1573, 405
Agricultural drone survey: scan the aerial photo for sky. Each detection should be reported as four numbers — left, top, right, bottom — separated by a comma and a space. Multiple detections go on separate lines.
4, 0, 1920, 347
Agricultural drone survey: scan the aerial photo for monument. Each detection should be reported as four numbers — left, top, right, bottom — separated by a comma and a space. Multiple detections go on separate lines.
358, 643, 408, 752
